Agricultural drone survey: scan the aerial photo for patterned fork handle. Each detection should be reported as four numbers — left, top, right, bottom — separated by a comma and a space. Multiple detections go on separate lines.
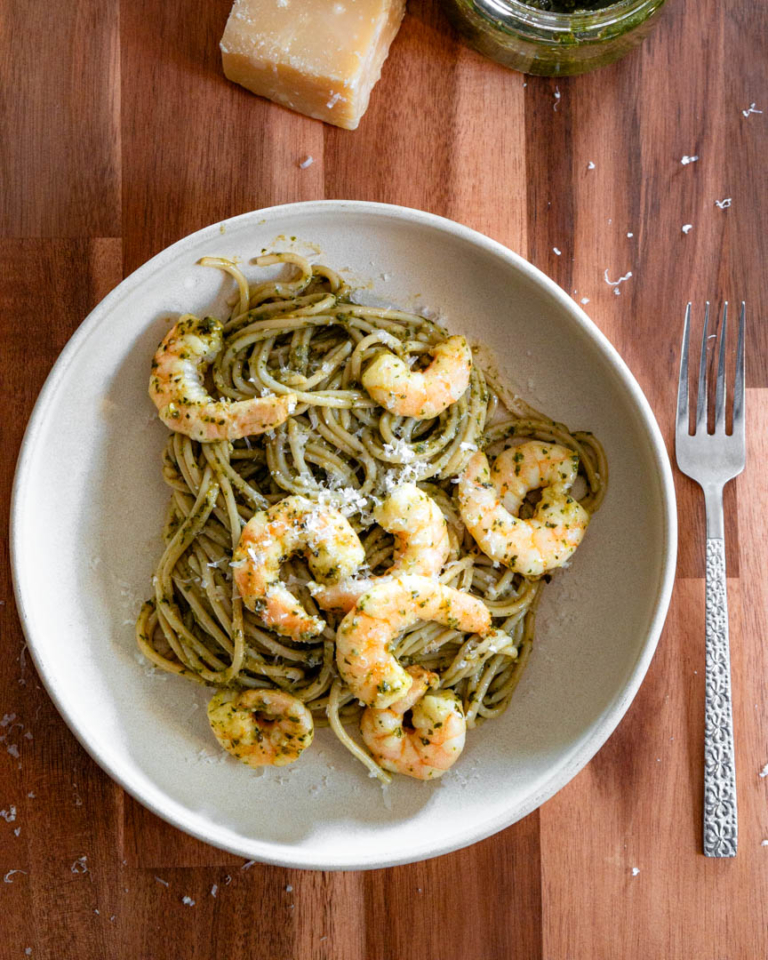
703, 537, 738, 857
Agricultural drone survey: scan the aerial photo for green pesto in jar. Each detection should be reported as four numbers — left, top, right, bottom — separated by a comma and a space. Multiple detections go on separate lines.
445, 0, 667, 76
521, 0, 614, 9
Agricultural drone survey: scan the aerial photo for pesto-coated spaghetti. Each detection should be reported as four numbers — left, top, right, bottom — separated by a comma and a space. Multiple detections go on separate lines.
136, 252, 607, 783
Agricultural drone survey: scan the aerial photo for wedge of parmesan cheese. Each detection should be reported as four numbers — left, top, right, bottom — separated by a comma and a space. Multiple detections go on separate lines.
220, 0, 406, 130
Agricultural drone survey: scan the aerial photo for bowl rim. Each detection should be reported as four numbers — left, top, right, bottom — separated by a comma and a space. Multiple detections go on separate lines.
10, 199, 678, 870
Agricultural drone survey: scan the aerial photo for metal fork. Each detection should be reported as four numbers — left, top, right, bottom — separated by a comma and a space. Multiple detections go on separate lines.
675, 302, 746, 858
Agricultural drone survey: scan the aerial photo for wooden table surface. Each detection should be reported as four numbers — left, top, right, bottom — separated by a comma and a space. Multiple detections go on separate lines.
2, 1, 767, 957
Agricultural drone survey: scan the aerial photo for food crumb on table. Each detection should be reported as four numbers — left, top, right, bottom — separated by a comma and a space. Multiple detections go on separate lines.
604, 269, 632, 289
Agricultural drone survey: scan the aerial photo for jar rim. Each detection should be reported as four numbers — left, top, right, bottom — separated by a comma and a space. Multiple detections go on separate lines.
480, 0, 663, 31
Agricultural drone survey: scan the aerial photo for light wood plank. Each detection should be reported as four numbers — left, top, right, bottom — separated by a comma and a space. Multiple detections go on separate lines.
0, 3, 121, 237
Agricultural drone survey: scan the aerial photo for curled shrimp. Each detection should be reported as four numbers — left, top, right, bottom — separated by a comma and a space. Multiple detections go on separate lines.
313, 483, 450, 613
232, 496, 365, 641
458, 441, 590, 577
207, 688, 313, 767
149, 314, 297, 441
336, 574, 497, 708
360, 666, 466, 780
361, 335, 472, 420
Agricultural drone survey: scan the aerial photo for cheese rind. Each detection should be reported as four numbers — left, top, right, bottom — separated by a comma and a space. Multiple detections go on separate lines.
220, 0, 406, 130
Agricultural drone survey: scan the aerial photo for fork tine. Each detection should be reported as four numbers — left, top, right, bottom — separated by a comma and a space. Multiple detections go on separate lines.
695, 302, 710, 433
676, 303, 691, 433
714, 303, 728, 432
733, 302, 746, 437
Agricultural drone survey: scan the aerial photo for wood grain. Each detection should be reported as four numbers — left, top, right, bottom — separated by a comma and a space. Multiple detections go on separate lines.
2, 0, 768, 957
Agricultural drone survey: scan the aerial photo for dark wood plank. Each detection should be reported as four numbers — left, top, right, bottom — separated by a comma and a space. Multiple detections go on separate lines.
121, 795, 241, 869
0, 3, 121, 238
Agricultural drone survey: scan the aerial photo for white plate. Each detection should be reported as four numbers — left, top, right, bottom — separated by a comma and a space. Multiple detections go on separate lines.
11, 201, 676, 870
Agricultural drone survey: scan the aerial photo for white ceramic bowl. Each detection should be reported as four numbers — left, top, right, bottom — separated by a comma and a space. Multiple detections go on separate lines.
11, 201, 676, 870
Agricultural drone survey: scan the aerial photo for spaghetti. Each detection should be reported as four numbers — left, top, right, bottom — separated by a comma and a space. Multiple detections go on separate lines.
135, 252, 607, 783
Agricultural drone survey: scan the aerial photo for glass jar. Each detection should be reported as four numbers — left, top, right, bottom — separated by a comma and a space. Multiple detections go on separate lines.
444, 0, 668, 77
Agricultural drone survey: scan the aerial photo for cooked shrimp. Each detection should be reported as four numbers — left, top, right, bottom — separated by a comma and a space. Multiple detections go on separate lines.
458, 441, 589, 577
361, 335, 472, 420
233, 496, 365, 641
149, 314, 297, 441
314, 483, 450, 612
360, 666, 466, 780
207, 688, 313, 767
336, 574, 493, 708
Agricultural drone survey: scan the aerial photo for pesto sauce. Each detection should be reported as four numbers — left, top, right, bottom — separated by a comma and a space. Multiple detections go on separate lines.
520, 0, 614, 8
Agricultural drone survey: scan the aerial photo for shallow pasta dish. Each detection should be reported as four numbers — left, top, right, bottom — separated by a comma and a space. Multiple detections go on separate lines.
135, 252, 607, 783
